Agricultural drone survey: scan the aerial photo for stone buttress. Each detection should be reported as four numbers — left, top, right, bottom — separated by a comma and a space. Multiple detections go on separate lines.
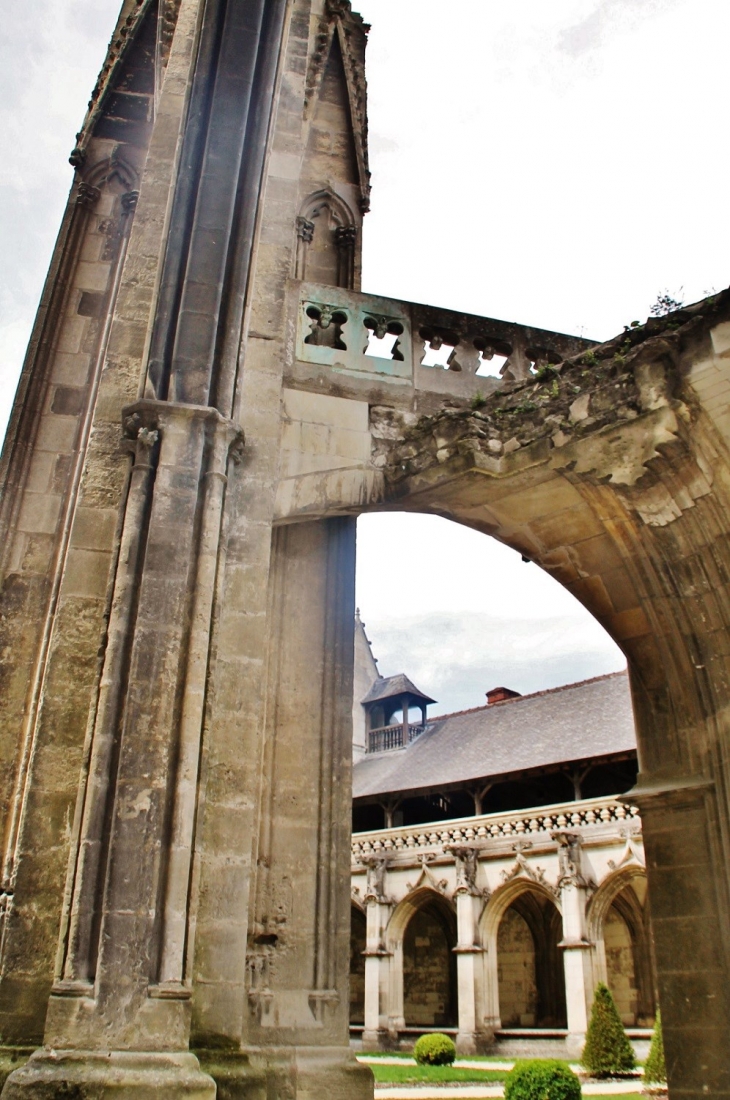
0, 0, 373, 1096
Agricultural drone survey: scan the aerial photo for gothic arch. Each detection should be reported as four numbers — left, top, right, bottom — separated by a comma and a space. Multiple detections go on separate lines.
588, 868, 655, 1025
386, 886, 456, 950
82, 153, 139, 194
295, 188, 358, 287
480, 879, 562, 946
480, 880, 565, 1030
385, 887, 457, 1031
587, 866, 647, 942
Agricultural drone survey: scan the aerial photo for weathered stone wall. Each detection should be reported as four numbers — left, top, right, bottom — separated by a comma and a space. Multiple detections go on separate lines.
403, 904, 456, 1028
604, 907, 638, 1025
497, 908, 537, 1028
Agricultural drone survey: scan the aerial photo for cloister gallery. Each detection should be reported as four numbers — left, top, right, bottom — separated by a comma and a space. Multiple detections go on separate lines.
347, 617, 654, 1055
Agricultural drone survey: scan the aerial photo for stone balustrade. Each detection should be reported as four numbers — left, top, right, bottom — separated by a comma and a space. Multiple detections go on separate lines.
352, 796, 640, 862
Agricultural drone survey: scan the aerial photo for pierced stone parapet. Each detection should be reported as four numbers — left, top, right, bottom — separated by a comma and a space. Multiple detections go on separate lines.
294, 281, 592, 393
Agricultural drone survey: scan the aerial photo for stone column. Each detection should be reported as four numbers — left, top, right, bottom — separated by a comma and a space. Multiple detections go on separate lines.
448, 846, 487, 1054
361, 859, 393, 1051
627, 775, 730, 1097
3, 401, 234, 1097
554, 832, 594, 1057
218, 518, 372, 1099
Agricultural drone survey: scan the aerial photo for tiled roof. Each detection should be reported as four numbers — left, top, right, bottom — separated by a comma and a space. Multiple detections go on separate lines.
353, 670, 634, 799
361, 673, 436, 706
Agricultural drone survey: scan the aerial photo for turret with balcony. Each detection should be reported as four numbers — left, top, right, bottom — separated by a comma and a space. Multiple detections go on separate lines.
362, 674, 435, 754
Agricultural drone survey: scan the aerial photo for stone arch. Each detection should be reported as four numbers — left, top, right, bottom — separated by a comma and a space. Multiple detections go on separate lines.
482, 880, 565, 1030
340, 392, 730, 1082
276, 383, 730, 1073
82, 153, 139, 194
349, 902, 367, 1026
387, 887, 457, 1030
588, 868, 656, 1026
294, 188, 358, 287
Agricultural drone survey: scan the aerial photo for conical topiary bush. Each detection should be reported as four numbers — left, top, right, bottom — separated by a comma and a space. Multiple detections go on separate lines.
580, 982, 636, 1077
644, 1010, 666, 1084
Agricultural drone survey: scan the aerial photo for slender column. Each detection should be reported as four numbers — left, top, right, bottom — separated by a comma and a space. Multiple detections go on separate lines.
448, 846, 486, 1054
361, 863, 392, 1051
554, 832, 594, 1057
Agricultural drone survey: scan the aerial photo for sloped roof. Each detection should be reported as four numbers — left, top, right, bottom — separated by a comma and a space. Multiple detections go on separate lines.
353, 670, 634, 799
361, 673, 436, 706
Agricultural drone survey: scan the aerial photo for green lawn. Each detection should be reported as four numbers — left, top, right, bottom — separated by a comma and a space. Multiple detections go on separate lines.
369, 1063, 508, 1084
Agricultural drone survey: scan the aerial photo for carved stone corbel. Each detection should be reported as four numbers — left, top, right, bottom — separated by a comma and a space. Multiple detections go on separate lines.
444, 844, 481, 897
552, 830, 596, 892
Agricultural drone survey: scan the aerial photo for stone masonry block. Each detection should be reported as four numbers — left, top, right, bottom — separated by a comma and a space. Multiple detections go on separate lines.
282, 388, 368, 431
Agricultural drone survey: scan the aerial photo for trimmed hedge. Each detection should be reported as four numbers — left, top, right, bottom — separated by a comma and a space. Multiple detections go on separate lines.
413, 1033, 456, 1066
581, 983, 636, 1077
504, 1059, 582, 1100
644, 1010, 666, 1084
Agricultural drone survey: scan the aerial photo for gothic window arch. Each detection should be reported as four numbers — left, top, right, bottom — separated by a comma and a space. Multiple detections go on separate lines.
295, 189, 358, 288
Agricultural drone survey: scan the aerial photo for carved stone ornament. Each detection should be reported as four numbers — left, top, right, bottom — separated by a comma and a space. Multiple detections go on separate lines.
335, 224, 357, 249
123, 412, 159, 448
501, 842, 558, 898
76, 182, 101, 209
552, 830, 591, 888
296, 216, 315, 243
405, 854, 449, 896
362, 855, 390, 904
444, 844, 480, 896
121, 190, 139, 214
607, 825, 645, 871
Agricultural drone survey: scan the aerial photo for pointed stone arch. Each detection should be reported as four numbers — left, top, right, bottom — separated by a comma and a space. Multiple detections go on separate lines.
83, 153, 140, 194
295, 188, 358, 288
588, 867, 656, 1025
480, 879, 564, 1032
386, 886, 457, 1031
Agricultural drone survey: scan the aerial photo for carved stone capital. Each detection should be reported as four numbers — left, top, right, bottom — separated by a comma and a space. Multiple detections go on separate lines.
76, 182, 101, 208
296, 216, 315, 243
335, 224, 357, 249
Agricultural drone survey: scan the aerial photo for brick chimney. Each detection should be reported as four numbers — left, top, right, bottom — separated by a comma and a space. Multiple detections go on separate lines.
486, 686, 522, 705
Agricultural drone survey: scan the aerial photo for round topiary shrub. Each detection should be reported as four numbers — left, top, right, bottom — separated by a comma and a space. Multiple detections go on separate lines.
504, 1059, 582, 1100
413, 1032, 456, 1066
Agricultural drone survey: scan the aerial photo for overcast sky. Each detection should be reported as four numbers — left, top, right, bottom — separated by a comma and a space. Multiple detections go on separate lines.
2, 1, 728, 714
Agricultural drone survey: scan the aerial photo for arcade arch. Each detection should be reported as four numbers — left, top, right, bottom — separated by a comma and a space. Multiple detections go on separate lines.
496, 891, 566, 1029
384, 888, 458, 1032
588, 868, 656, 1027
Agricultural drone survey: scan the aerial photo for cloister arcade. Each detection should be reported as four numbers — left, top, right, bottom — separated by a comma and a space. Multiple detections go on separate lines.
349, 798, 656, 1052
